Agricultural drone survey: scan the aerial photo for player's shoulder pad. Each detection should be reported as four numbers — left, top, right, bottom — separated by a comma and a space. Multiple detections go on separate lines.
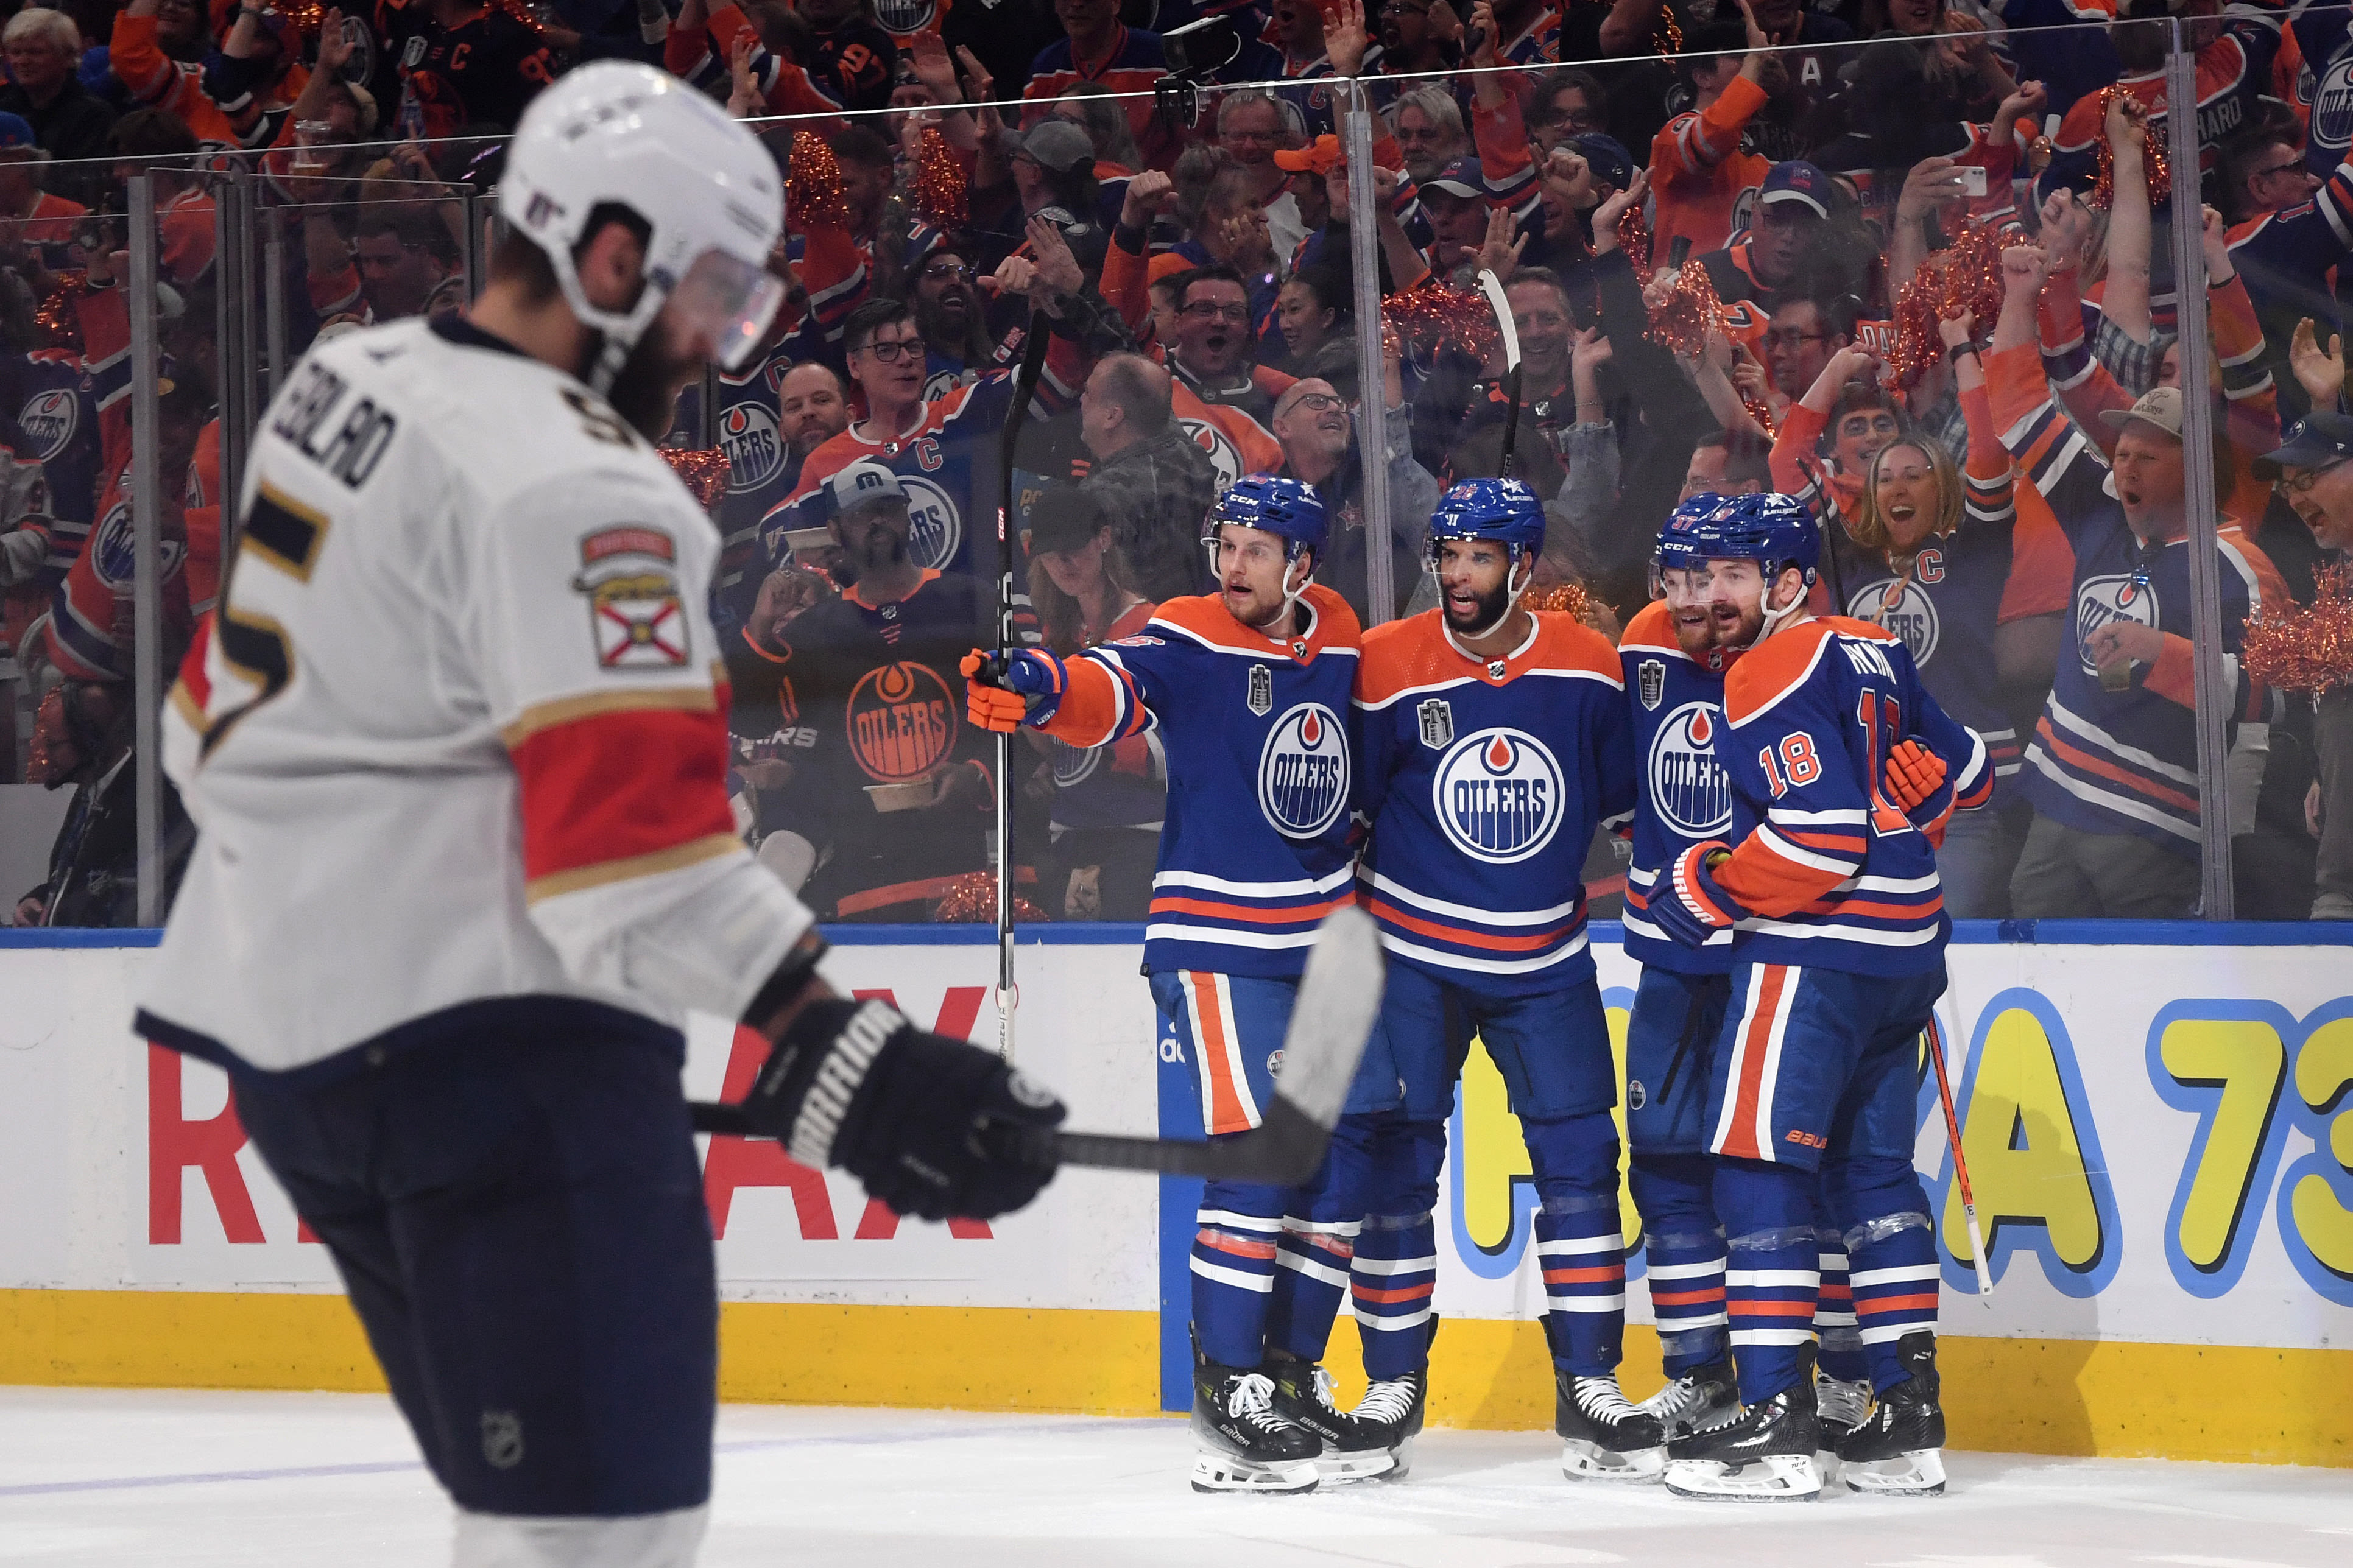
1722, 618, 1838, 726
1301, 583, 1363, 652
1619, 599, 1676, 652
1354, 610, 1453, 706
1530, 610, 1622, 681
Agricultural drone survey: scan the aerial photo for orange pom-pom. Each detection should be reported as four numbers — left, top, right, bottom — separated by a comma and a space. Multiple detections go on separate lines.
1525, 580, 1591, 620
1616, 202, 1654, 289
1381, 280, 1501, 367
659, 447, 732, 511
2087, 85, 2173, 213
931, 871, 1049, 923
909, 126, 968, 231
1644, 262, 1722, 359
2243, 563, 2353, 694
788, 130, 851, 231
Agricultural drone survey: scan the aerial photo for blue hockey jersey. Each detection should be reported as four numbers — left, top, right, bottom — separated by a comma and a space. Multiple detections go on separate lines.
1020, 585, 1361, 979
1353, 609, 1634, 996
1618, 600, 1741, 977
1712, 617, 1991, 978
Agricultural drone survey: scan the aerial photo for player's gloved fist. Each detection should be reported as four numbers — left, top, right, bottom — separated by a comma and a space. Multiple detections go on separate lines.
1653, 839, 1749, 949
1884, 737, 1957, 847
743, 997, 1066, 1221
960, 647, 1062, 733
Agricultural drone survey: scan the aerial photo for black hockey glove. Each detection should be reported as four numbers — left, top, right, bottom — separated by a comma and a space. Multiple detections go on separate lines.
741, 997, 1065, 1222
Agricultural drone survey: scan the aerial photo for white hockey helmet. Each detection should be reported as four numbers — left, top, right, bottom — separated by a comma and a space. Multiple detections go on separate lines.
498, 61, 785, 388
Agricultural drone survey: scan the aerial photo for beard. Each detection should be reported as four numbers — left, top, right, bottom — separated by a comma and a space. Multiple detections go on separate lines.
584, 323, 705, 442
1442, 576, 1513, 637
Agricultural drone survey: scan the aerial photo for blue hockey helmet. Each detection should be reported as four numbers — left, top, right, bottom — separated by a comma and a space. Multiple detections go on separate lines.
1427, 477, 1545, 562
1204, 474, 1330, 564
1655, 492, 1732, 575
1710, 491, 1820, 582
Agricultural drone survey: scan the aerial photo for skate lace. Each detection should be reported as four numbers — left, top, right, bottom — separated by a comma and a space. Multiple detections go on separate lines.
1642, 1376, 1708, 1423
1356, 1374, 1418, 1426
1226, 1371, 1292, 1431
1572, 1376, 1642, 1421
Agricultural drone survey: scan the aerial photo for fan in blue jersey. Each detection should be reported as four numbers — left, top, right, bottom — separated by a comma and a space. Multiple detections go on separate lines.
1353, 478, 1652, 1478
1645, 491, 1991, 1503
965, 474, 1371, 1494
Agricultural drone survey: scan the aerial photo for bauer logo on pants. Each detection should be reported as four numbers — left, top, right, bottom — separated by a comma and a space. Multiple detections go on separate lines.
1258, 703, 1348, 838
574, 527, 686, 668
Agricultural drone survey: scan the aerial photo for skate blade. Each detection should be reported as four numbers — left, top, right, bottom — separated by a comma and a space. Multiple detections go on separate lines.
1662, 1452, 1822, 1502
1191, 1451, 1319, 1494
1561, 1438, 1667, 1482
1841, 1448, 1946, 1497
1311, 1444, 1400, 1483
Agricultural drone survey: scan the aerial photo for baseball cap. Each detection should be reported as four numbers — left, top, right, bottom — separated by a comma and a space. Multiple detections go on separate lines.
1003, 119, 1096, 176
1026, 486, 1110, 557
2097, 385, 2186, 442
1759, 160, 1833, 219
825, 460, 907, 517
1424, 157, 1484, 199
2252, 410, 2353, 479
1562, 133, 1633, 195
0, 113, 41, 156
1272, 133, 1342, 176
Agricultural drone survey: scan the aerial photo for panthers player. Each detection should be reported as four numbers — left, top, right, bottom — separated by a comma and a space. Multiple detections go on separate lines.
135, 65, 1063, 1568
964, 476, 1365, 1494
1352, 479, 1650, 1480
1649, 493, 1990, 1502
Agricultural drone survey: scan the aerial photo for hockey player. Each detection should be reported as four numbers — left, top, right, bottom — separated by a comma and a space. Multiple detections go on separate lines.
1647, 492, 1991, 1502
1352, 479, 1655, 1480
133, 64, 1064, 1568
964, 476, 1366, 1494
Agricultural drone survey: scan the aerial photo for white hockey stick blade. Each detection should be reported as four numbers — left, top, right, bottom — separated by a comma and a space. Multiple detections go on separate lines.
1263, 904, 1383, 1129
1476, 268, 1522, 371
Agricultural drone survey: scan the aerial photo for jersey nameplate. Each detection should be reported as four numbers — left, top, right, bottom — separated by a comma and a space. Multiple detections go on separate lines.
270, 360, 398, 490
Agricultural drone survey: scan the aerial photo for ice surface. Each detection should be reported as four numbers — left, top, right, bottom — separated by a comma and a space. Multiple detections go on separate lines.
2, 1387, 2349, 1566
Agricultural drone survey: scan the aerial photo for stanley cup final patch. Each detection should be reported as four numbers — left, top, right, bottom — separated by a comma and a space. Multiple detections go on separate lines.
574, 527, 688, 668
1638, 659, 1665, 710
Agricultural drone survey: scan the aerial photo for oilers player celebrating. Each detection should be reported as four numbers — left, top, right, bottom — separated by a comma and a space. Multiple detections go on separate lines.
964, 476, 1369, 1494
1647, 493, 1990, 1503
1352, 479, 1653, 1480
1619, 497, 1924, 1466
135, 64, 1064, 1568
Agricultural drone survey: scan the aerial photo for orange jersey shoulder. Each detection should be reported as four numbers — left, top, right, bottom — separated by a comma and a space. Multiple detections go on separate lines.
1620, 598, 1674, 650
1355, 611, 1455, 704
1149, 583, 1361, 659
1529, 610, 1621, 680
1724, 618, 1838, 724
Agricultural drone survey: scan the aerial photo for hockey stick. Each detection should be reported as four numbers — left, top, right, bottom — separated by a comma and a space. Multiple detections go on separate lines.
688, 906, 1383, 1185
1474, 267, 1523, 478
1925, 1013, 1994, 1296
990, 309, 1053, 1061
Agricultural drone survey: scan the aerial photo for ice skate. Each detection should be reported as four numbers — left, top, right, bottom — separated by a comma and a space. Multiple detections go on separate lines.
1835, 1331, 1947, 1496
1662, 1380, 1823, 1502
1814, 1371, 1874, 1480
1554, 1371, 1667, 1481
1191, 1338, 1319, 1494
1639, 1359, 1741, 1443
1268, 1354, 1399, 1483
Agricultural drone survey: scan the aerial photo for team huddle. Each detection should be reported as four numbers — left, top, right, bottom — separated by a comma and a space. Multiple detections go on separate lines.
967, 474, 1991, 1503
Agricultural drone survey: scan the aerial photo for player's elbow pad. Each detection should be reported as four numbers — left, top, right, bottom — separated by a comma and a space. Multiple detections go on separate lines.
529, 851, 816, 1024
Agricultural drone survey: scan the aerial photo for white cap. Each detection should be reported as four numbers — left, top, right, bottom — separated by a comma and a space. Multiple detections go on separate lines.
826, 460, 906, 518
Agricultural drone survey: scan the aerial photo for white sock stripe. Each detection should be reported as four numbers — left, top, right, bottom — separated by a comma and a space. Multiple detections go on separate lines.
1191, 1258, 1277, 1293
1352, 1255, 1440, 1276
1730, 1327, 1817, 1346
1659, 1310, 1729, 1329
1354, 1305, 1435, 1330
1646, 1260, 1727, 1280
1196, 1209, 1284, 1233
1535, 1234, 1624, 1256
1545, 1295, 1628, 1312
1859, 1321, 1935, 1343
1280, 1217, 1363, 1236
1812, 1311, 1858, 1326
1725, 1268, 1819, 1288
1849, 1264, 1943, 1287
1273, 1253, 1350, 1289
1816, 1254, 1849, 1273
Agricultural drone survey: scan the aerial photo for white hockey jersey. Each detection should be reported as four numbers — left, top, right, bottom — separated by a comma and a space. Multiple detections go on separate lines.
136, 317, 814, 1075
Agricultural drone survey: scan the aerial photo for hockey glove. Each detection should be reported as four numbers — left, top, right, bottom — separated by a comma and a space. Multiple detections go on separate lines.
961, 648, 1065, 733
1884, 739, 1957, 848
1653, 840, 1749, 949
742, 997, 1067, 1221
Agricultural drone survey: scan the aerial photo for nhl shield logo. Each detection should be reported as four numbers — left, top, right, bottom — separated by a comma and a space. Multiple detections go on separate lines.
1247, 664, 1273, 716
1417, 697, 1453, 749
573, 527, 687, 669
1639, 659, 1665, 709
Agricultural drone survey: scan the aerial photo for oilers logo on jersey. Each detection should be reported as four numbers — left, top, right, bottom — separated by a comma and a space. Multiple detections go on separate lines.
1258, 702, 1349, 838
1848, 579, 1941, 665
90, 499, 185, 592
1180, 417, 1244, 491
900, 474, 963, 573
719, 403, 783, 493
2074, 572, 2161, 675
2315, 55, 2353, 155
573, 527, 686, 669
1647, 701, 1733, 840
847, 660, 956, 781
20, 388, 77, 463
1433, 728, 1564, 863
1046, 733, 1102, 789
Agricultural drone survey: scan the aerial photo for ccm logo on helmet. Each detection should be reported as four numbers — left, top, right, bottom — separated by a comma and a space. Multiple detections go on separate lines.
1258, 703, 1348, 838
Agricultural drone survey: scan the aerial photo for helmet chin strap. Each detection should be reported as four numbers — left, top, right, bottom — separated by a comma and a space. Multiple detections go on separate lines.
552, 244, 675, 397
1270, 551, 1314, 633
1754, 566, 1811, 644
1453, 554, 1532, 641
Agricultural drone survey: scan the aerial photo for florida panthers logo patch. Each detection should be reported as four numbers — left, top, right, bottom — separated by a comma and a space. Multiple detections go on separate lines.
1258, 703, 1348, 838
1433, 728, 1563, 863
574, 527, 686, 668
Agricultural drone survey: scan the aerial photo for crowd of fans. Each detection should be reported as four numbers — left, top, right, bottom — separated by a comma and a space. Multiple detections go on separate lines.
0, 0, 2349, 927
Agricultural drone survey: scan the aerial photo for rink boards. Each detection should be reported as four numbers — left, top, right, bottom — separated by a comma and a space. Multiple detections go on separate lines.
1, 923, 2349, 1468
